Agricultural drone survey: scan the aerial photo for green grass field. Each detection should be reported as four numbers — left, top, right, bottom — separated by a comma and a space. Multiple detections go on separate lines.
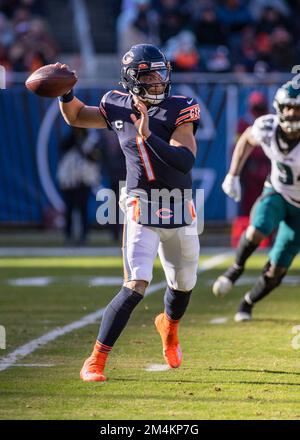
1, 253, 300, 420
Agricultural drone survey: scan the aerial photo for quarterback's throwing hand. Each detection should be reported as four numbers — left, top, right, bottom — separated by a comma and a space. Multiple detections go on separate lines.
222, 174, 241, 202
130, 98, 151, 139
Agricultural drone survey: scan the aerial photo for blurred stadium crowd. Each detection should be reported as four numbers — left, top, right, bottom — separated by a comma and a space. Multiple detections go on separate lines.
118, 0, 300, 73
0, 0, 300, 74
0, 0, 299, 243
0, 0, 57, 73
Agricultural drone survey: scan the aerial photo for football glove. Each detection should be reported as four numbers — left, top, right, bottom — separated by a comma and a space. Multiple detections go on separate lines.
222, 174, 241, 202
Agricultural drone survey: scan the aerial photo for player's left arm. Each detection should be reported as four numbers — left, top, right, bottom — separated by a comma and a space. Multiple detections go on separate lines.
131, 99, 196, 174
170, 122, 197, 157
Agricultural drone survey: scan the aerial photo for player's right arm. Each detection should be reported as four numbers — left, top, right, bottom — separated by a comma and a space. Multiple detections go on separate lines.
56, 63, 107, 129
228, 126, 257, 175
59, 97, 107, 129
222, 126, 257, 202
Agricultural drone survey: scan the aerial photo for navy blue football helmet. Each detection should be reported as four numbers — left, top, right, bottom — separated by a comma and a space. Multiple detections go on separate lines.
120, 44, 171, 105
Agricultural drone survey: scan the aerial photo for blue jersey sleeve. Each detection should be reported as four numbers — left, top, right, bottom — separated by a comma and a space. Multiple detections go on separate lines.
173, 96, 200, 134
99, 90, 131, 131
99, 91, 114, 130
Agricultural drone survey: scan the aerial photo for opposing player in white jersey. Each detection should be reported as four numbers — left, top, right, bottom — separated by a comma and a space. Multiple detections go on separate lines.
212, 81, 300, 321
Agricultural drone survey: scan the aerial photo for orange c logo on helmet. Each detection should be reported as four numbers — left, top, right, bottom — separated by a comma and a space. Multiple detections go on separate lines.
122, 51, 134, 65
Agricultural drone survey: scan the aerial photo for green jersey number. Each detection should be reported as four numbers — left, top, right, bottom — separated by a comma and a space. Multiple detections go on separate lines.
276, 162, 300, 185
277, 162, 293, 185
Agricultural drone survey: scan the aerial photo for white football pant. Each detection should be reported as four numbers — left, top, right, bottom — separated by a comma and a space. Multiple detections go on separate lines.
121, 193, 200, 292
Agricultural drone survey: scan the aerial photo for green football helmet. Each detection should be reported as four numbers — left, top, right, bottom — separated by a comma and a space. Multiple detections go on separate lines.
273, 81, 300, 133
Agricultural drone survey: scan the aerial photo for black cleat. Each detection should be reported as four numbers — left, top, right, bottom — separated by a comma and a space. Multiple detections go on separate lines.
234, 295, 253, 322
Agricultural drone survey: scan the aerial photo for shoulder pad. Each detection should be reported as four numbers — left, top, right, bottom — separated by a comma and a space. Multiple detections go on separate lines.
255, 114, 277, 132
251, 114, 277, 145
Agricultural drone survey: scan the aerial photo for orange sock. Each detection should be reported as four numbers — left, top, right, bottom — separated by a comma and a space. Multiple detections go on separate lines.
162, 313, 179, 345
92, 341, 112, 369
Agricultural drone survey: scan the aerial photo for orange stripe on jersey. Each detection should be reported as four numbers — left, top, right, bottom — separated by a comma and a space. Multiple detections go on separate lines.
179, 104, 200, 114
141, 136, 156, 181
175, 111, 200, 124
175, 116, 200, 126
112, 90, 129, 96
175, 113, 192, 124
176, 104, 200, 125
136, 135, 156, 181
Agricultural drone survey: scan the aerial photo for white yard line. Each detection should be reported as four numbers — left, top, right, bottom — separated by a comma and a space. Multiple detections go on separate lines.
0, 247, 234, 257
0, 363, 55, 367
7, 277, 53, 287
145, 364, 170, 372
88, 277, 123, 287
207, 275, 300, 287
6, 276, 124, 287
0, 247, 122, 257
209, 317, 229, 325
199, 253, 232, 273
0, 253, 230, 372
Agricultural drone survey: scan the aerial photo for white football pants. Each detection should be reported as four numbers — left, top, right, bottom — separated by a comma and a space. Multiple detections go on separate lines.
121, 193, 200, 292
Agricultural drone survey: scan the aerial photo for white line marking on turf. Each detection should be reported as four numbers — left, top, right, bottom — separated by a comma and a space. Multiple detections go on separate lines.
0, 247, 122, 257
6, 276, 124, 288
0, 254, 230, 372
145, 281, 167, 296
89, 277, 123, 287
209, 317, 228, 325
0, 306, 107, 372
145, 364, 170, 372
7, 277, 53, 287
207, 275, 300, 287
199, 253, 232, 273
0, 363, 55, 367
0, 246, 234, 257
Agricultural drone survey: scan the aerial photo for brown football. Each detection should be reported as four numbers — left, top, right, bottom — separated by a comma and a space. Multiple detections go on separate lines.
25, 64, 77, 98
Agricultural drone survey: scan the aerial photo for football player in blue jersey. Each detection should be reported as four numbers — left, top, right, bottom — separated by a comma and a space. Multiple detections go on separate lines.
58, 44, 201, 382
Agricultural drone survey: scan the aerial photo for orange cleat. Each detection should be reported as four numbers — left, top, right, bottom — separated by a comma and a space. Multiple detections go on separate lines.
80, 352, 107, 382
154, 313, 182, 368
